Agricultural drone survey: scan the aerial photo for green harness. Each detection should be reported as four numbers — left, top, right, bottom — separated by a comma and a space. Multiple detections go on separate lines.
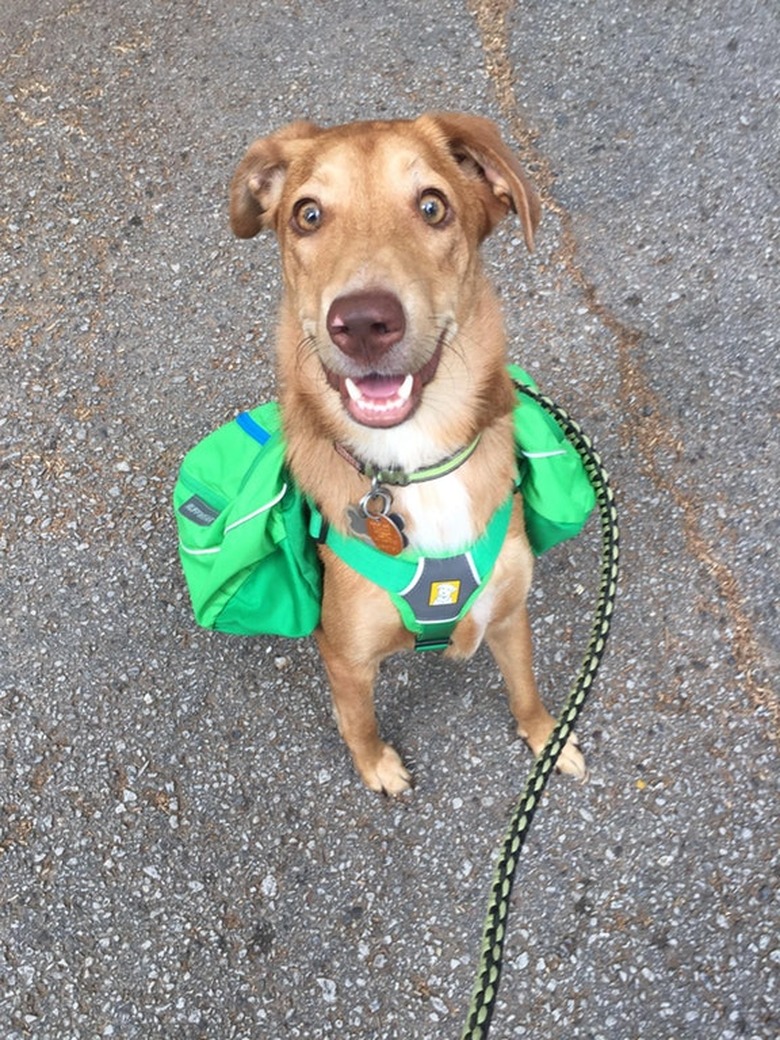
309, 495, 514, 652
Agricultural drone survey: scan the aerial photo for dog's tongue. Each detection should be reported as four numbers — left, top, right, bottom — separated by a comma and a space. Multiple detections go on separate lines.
352, 374, 407, 399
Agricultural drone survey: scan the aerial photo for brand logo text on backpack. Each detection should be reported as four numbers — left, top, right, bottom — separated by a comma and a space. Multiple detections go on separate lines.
179, 496, 220, 526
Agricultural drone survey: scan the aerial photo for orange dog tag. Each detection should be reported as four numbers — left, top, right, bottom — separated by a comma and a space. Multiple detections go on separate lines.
365, 513, 406, 556
354, 483, 408, 555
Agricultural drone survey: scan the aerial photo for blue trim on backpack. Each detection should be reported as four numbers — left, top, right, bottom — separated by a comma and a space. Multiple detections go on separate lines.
236, 411, 272, 445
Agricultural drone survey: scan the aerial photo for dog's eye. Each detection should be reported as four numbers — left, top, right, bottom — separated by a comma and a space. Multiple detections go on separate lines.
418, 190, 449, 226
292, 198, 323, 233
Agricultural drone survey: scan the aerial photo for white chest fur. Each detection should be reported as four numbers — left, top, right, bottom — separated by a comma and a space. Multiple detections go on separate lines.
395, 473, 476, 554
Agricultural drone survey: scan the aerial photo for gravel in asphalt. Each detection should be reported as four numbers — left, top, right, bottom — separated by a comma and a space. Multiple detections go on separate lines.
1, 1, 777, 1038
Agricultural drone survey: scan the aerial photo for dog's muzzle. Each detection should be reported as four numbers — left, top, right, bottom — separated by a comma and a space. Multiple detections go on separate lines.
320, 289, 444, 428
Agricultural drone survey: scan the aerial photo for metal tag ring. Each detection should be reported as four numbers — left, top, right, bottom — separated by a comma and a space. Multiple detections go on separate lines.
359, 486, 393, 517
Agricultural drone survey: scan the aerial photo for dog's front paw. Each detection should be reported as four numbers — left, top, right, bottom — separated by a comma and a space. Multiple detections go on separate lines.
520, 723, 588, 782
552, 731, 588, 781
357, 743, 413, 796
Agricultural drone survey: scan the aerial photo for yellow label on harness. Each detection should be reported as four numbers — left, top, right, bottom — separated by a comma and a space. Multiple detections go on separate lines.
428, 580, 462, 607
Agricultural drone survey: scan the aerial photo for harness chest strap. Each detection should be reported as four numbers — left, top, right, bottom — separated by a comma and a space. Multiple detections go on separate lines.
308, 494, 515, 652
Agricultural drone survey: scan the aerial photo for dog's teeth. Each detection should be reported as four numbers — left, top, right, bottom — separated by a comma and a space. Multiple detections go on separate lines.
345, 377, 362, 402
398, 373, 414, 401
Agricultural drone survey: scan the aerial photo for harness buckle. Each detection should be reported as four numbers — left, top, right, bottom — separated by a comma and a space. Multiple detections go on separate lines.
414, 635, 452, 653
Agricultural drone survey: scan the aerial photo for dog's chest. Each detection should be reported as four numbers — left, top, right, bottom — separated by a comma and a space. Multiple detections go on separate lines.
394, 474, 475, 554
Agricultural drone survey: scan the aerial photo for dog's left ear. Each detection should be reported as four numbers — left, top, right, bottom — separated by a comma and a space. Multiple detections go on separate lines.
420, 112, 541, 251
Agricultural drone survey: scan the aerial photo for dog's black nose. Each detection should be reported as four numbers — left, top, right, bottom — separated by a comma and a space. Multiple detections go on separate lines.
326, 291, 405, 361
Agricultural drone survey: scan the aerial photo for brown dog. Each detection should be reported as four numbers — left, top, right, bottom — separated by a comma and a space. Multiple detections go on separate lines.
229, 113, 585, 793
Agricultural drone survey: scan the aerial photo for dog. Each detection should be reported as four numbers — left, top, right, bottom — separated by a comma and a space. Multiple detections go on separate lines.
229, 112, 586, 794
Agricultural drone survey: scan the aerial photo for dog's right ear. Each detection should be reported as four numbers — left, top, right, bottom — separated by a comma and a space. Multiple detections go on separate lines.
229, 121, 322, 238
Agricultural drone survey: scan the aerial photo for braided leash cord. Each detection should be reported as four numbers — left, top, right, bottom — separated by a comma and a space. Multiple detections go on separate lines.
460, 383, 620, 1040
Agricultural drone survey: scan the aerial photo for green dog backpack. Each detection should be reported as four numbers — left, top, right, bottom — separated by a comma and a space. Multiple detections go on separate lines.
173, 403, 322, 636
173, 368, 595, 638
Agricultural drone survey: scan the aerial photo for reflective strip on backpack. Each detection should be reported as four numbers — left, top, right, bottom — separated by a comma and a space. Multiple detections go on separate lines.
179, 542, 221, 557
224, 483, 288, 533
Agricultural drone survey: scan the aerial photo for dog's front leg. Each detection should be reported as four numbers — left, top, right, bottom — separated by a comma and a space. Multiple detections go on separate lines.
315, 617, 413, 796
487, 602, 588, 780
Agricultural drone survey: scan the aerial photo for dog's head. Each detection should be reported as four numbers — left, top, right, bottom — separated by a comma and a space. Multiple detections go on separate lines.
230, 113, 539, 452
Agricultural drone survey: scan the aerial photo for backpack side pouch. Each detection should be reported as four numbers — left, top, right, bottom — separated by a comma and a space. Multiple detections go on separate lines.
174, 404, 322, 636
510, 366, 597, 555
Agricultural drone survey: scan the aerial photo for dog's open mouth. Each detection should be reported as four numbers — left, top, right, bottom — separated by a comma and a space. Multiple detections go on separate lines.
344, 372, 415, 427
324, 336, 444, 428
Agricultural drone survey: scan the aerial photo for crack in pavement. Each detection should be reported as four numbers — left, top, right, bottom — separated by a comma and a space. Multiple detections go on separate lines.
468, 0, 777, 735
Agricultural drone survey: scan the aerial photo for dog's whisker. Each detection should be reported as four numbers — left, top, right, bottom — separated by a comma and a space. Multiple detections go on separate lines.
295, 334, 318, 362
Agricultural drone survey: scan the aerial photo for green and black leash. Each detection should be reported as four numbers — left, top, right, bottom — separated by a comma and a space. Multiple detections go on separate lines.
460, 381, 620, 1040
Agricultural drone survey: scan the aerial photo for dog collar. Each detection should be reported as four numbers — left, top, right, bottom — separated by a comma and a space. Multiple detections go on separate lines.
333, 435, 481, 487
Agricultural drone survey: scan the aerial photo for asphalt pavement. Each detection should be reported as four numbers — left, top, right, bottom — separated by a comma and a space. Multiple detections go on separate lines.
1, 1, 777, 1038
